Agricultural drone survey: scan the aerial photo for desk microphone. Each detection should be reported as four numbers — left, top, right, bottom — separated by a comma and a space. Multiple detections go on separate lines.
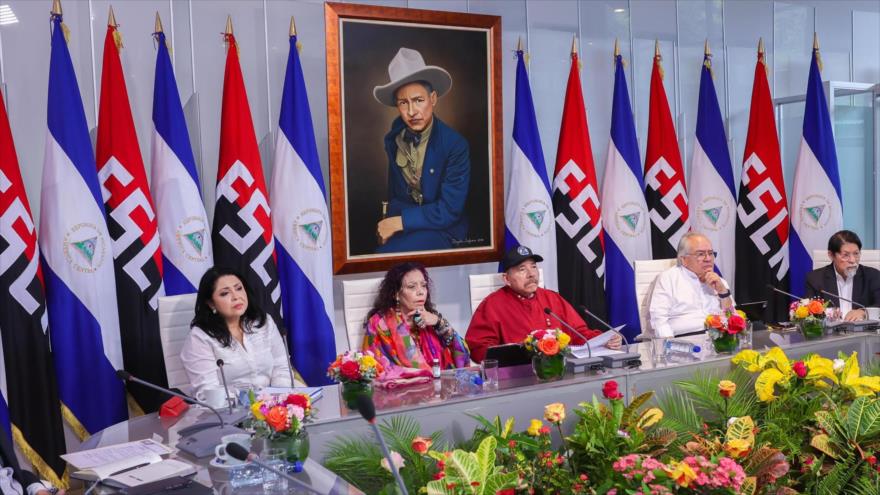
765, 283, 802, 300
226, 443, 322, 495
543, 307, 592, 357
355, 395, 410, 495
578, 305, 633, 354
116, 370, 225, 427
216, 359, 234, 414
579, 305, 642, 369
820, 289, 866, 309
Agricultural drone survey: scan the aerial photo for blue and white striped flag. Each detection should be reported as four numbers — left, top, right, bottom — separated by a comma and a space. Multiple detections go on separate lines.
600, 46, 652, 342
270, 29, 336, 385
688, 48, 737, 286
789, 39, 842, 295
504, 48, 557, 290
39, 13, 126, 435
151, 29, 213, 295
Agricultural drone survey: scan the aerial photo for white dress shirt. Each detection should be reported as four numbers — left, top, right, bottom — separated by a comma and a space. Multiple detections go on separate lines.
835, 270, 855, 314
649, 265, 733, 338
181, 318, 293, 396
0, 465, 46, 495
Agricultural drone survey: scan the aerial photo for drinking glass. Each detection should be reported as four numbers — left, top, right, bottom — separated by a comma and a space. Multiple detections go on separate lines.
262, 448, 289, 493
481, 359, 499, 390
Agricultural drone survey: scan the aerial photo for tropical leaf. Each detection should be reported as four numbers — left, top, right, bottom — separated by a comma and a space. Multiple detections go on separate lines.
740, 476, 757, 495
448, 450, 480, 484
482, 472, 518, 495
816, 451, 858, 494
622, 391, 653, 426
475, 436, 496, 487
656, 389, 701, 448
743, 444, 784, 477
811, 433, 841, 459
426, 477, 457, 495
847, 397, 880, 440
726, 416, 755, 445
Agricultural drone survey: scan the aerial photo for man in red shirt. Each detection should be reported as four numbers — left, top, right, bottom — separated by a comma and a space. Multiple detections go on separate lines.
465, 245, 621, 362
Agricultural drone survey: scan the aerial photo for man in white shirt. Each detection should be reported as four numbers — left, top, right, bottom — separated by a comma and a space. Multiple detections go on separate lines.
649, 232, 734, 337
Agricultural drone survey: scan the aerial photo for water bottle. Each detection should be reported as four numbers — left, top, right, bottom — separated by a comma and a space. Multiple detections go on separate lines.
431, 358, 441, 379
663, 339, 701, 358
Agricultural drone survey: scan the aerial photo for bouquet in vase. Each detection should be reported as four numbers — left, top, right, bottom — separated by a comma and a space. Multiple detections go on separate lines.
248, 392, 314, 440
704, 309, 748, 353
523, 329, 571, 380
327, 350, 384, 408
789, 298, 829, 339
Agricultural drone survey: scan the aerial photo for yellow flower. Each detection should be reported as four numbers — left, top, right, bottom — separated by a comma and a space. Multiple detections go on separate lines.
840, 352, 880, 397
724, 438, 752, 459
666, 461, 697, 487
718, 380, 737, 398
527, 419, 544, 436
794, 306, 810, 319
544, 403, 565, 423
736, 310, 747, 319
637, 408, 663, 429
360, 355, 378, 370
251, 401, 265, 420
732, 349, 763, 372
755, 367, 788, 401
557, 332, 571, 348
805, 355, 838, 384
763, 347, 793, 377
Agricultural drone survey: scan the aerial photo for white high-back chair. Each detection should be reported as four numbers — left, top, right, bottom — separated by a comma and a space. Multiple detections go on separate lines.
157, 293, 197, 394
341, 278, 383, 351
468, 268, 544, 315
634, 259, 678, 335
812, 249, 880, 270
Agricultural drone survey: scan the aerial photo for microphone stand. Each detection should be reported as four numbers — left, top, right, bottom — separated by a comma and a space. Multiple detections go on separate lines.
216, 359, 234, 414
355, 395, 409, 495
820, 289, 867, 309
226, 443, 322, 495
579, 305, 642, 369
543, 308, 603, 371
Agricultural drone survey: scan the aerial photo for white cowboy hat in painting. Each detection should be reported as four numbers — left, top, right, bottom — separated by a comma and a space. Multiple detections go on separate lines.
373, 47, 452, 106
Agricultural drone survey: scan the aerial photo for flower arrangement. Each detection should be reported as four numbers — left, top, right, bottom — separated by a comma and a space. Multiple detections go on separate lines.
248, 392, 313, 439
789, 298, 829, 322
705, 309, 748, 353
610, 454, 747, 494
327, 350, 383, 384
522, 328, 571, 357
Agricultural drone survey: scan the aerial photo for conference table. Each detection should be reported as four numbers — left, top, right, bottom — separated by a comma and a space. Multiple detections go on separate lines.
78, 326, 880, 493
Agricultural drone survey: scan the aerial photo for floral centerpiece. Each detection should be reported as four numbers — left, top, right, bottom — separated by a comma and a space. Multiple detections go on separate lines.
789, 298, 828, 340
704, 309, 748, 353
248, 392, 313, 463
523, 328, 571, 381
327, 350, 383, 409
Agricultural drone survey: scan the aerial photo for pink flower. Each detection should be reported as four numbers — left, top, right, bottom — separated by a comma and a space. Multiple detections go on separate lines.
287, 404, 305, 421
603, 380, 624, 400
380, 450, 405, 472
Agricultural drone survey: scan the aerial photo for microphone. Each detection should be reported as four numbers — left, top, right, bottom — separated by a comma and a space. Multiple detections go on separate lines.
765, 283, 802, 300
355, 395, 410, 495
820, 289, 866, 309
281, 334, 298, 388
226, 443, 322, 495
115, 370, 244, 458
216, 359, 234, 414
543, 307, 592, 357
579, 305, 642, 369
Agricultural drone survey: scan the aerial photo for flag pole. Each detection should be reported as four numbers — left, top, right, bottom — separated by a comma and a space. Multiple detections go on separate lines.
155, 11, 163, 33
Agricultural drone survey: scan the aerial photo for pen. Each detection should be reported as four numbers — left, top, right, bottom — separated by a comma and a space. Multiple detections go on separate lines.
109, 462, 151, 477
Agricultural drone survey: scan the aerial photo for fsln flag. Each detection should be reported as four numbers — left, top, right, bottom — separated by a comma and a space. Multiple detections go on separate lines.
789, 35, 842, 296
40, 11, 127, 436
735, 39, 790, 322
213, 23, 283, 328
271, 26, 336, 386
97, 14, 167, 413
688, 43, 737, 286
151, 20, 213, 296
505, 46, 558, 290
600, 42, 652, 342
0, 88, 66, 486
552, 42, 607, 327
644, 42, 689, 259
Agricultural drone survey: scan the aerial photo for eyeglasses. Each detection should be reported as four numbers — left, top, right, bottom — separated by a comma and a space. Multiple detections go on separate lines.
688, 250, 718, 260
836, 251, 861, 261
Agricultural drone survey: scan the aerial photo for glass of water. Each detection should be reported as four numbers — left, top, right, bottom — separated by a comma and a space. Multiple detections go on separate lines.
262, 448, 289, 493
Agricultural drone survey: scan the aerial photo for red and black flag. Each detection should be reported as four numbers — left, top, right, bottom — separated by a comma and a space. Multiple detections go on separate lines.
735, 39, 790, 323
644, 41, 689, 259
552, 41, 607, 326
0, 88, 66, 487
212, 19, 282, 327
96, 11, 167, 411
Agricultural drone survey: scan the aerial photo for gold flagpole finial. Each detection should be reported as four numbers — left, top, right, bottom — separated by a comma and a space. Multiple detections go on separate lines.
757, 37, 765, 55
289, 16, 296, 37
813, 31, 819, 50
571, 35, 578, 56
108, 5, 117, 27
155, 12, 163, 33
51, 0, 62, 16
613, 38, 620, 57
654, 39, 661, 58
516, 36, 523, 52
704, 39, 711, 56
225, 15, 233, 36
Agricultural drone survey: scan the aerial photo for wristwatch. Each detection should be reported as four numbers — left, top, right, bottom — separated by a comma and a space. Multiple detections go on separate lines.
717, 291, 731, 299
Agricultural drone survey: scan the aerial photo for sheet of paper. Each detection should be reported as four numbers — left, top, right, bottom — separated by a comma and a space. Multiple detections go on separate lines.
62, 439, 173, 470
569, 328, 626, 358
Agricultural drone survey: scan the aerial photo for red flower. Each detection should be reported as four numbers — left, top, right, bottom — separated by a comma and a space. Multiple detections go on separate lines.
602, 380, 623, 400
728, 314, 746, 333
433, 472, 445, 480
340, 361, 361, 381
533, 330, 547, 340
539, 426, 551, 435
792, 361, 807, 378
284, 394, 309, 409
508, 440, 516, 449
868, 455, 877, 466
496, 490, 515, 495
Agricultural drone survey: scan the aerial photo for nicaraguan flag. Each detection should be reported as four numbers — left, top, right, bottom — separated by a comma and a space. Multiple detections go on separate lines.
504, 49, 557, 290
600, 47, 652, 341
270, 30, 336, 385
39, 13, 126, 435
151, 29, 213, 295
688, 49, 737, 287
789, 40, 842, 296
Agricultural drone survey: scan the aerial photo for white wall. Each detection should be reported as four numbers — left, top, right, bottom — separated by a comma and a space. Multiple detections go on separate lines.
1, 0, 878, 352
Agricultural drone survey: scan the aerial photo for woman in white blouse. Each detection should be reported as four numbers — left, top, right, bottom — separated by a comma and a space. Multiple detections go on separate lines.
180, 267, 293, 396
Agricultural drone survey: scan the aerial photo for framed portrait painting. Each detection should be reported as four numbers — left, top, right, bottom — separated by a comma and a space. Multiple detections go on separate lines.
325, 2, 503, 274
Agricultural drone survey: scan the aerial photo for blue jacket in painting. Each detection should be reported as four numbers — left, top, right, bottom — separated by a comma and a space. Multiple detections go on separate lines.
378, 115, 470, 253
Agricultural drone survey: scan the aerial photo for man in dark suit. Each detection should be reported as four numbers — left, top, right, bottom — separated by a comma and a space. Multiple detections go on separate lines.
373, 48, 470, 253
0, 430, 61, 495
804, 230, 880, 321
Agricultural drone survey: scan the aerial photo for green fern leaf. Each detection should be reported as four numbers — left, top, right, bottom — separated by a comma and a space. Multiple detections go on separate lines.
622, 391, 654, 427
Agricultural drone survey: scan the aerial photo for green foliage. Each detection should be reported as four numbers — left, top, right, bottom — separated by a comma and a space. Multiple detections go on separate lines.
425, 437, 517, 495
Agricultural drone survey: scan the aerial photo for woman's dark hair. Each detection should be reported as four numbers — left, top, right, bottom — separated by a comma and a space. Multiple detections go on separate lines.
191, 266, 267, 347
828, 230, 862, 253
366, 262, 436, 320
